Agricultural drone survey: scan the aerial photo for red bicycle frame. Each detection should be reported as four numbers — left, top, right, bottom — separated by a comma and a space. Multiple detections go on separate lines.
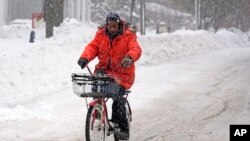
89, 98, 110, 128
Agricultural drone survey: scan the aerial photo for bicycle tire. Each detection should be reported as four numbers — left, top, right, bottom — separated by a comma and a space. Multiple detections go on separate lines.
114, 99, 131, 141
86, 105, 107, 141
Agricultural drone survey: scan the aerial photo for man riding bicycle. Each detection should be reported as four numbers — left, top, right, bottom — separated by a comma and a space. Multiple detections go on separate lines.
77, 12, 141, 140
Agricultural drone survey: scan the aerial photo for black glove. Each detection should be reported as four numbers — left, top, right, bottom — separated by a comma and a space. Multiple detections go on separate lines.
78, 58, 88, 69
122, 56, 133, 67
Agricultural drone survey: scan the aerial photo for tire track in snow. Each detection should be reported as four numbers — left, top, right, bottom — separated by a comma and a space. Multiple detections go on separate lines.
202, 62, 250, 121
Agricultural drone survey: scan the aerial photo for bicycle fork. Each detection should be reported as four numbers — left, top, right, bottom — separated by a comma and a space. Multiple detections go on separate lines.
88, 99, 114, 136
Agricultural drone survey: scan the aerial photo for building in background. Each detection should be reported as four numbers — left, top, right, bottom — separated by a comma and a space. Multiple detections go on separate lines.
64, 0, 91, 23
0, 0, 8, 26
0, 0, 90, 26
9, 0, 43, 21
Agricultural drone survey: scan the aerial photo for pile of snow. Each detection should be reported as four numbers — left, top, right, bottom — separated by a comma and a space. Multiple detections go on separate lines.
0, 19, 31, 39
0, 19, 249, 110
139, 29, 250, 65
0, 103, 56, 122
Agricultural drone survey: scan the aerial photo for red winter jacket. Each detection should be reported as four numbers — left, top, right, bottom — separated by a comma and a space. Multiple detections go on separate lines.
80, 23, 142, 89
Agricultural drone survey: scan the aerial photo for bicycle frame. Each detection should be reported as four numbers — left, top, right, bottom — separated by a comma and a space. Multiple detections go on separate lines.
88, 98, 109, 127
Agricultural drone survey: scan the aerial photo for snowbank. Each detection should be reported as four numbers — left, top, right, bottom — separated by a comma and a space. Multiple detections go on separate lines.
138, 29, 250, 65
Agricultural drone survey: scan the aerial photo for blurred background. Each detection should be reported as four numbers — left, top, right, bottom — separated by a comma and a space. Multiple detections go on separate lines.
0, 0, 250, 35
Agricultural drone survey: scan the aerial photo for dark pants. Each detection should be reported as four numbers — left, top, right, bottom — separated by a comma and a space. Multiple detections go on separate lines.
112, 86, 129, 133
94, 70, 128, 132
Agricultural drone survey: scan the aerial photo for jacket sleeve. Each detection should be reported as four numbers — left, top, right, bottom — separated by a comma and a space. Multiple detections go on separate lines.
80, 32, 99, 62
126, 33, 142, 62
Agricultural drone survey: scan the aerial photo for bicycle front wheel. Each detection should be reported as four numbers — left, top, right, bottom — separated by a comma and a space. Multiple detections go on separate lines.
85, 105, 107, 141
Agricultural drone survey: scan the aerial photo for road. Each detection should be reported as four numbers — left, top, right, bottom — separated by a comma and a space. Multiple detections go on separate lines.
131, 47, 250, 141
0, 47, 250, 141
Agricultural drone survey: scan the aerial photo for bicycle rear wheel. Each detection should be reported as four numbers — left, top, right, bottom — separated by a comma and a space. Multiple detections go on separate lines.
86, 105, 107, 141
114, 99, 131, 141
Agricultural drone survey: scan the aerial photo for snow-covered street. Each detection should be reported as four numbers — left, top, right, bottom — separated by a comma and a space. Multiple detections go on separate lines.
131, 48, 250, 141
1, 20, 250, 141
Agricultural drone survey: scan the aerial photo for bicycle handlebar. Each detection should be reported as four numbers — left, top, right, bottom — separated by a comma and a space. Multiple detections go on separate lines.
72, 73, 115, 82
86, 65, 93, 76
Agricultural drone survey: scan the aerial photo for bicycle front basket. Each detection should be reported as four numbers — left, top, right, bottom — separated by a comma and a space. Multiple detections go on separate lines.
71, 73, 115, 98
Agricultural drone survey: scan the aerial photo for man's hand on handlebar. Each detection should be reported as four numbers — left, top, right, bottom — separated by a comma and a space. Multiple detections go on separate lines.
122, 56, 133, 67
78, 58, 88, 69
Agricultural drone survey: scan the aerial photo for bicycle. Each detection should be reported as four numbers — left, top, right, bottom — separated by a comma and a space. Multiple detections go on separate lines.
71, 68, 132, 141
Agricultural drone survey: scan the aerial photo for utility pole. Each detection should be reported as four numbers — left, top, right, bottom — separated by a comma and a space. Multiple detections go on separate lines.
195, 0, 198, 30
140, 0, 145, 35
130, 0, 135, 23
195, 0, 201, 30
80, 0, 83, 21
198, 0, 201, 29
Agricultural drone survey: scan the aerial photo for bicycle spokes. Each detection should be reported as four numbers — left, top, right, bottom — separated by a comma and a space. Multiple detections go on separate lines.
86, 105, 107, 141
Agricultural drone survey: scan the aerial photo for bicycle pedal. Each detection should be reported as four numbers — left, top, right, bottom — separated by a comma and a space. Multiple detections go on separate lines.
114, 130, 129, 140
107, 130, 112, 136
107, 126, 115, 136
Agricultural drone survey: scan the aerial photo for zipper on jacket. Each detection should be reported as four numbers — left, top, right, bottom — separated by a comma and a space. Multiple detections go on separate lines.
107, 39, 113, 69
109, 38, 113, 48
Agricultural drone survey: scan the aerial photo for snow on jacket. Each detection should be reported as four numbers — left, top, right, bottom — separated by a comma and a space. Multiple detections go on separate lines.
80, 22, 142, 89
